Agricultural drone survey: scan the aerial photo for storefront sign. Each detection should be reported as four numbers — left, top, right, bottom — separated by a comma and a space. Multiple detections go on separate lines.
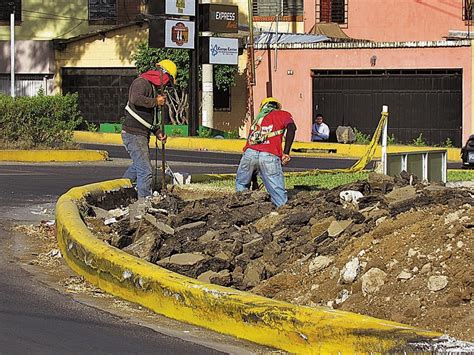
200, 4, 238, 33
148, 0, 195, 16
165, 20, 195, 49
201, 37, 238, 65
149, 19, 195, 49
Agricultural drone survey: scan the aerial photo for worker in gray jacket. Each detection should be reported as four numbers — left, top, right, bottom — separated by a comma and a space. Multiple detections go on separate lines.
122, 59, 177, 199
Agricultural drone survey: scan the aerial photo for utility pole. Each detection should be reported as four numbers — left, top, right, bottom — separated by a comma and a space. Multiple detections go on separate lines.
201, 63, 213, 128
189, 0, 200, 136
247, 0, 256, 122
9, 1, 15, 97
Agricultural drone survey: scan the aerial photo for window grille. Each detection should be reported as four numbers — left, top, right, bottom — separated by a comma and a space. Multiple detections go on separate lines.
463, 0, 473, 23
253, 0, 303, 17
316, 0, 347, 25
89, 0, 117, 25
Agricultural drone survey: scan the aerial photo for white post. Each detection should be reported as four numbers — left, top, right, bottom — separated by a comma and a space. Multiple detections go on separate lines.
201, 63, 214, 128
43, 76, 48, 94
10, 11, 15, 98
381, 105, 389, 174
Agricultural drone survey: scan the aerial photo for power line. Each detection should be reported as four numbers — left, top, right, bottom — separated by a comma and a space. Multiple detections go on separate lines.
23, 14, 85, 21
23, 9, 88, 21
56, 20, 86, 38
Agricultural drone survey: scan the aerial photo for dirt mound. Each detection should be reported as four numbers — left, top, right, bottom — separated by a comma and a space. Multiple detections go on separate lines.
84, 173, 474, 341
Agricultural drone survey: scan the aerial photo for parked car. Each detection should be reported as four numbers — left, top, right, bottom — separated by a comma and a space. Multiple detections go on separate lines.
461, 134, 474, 168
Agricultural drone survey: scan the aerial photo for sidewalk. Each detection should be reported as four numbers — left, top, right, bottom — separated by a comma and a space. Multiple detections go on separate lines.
0, 149, 108, 162
73, 131, 462, 162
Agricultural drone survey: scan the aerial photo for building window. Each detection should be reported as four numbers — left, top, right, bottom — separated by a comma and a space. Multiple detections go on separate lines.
89, 0, 117, 25
213, 87, 231, 112
0, 0, 21, 23
463, 0, 473, 22
253, 0, 303, 19
317, 0, 347, 25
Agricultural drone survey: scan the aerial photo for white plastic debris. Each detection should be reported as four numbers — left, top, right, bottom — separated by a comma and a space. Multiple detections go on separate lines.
107, 207, 128, 218
339, 190, 364, 208
47, 249, 62, 258
104, 217, 117, 225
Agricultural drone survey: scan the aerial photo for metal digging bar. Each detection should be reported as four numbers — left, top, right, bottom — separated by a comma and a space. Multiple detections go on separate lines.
159, 70, 167, 192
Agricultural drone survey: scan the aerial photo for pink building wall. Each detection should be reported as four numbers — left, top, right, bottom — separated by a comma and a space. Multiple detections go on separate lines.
303, 0, 468, 42
253, 45, 472, 142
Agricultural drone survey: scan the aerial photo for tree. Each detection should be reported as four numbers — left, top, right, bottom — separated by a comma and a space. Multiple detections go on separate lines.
131, 42, 237, 125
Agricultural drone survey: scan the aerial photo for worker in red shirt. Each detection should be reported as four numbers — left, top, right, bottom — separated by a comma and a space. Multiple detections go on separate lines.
236, 97, 297, 207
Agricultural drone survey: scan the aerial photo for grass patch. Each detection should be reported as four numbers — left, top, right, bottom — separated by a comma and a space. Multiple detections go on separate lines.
285, 172, 369, 189
193, 169, 474, 192
448, 169, 474, 182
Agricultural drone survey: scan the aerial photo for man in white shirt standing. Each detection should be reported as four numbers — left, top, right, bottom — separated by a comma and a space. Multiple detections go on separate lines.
311, 113, 330, 141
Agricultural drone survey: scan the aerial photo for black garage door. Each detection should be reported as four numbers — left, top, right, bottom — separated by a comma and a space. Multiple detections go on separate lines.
312, 69, 463, 147
62, 68, 137, 125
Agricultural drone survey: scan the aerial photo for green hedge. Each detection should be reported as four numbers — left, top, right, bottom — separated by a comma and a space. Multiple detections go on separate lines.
0, 91, 83, 149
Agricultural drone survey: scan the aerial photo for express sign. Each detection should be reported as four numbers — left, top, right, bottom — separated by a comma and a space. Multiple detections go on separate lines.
200, 4, 238, 33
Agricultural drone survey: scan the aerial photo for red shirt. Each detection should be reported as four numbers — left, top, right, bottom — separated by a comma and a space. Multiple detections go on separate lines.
243, 109, 295, 158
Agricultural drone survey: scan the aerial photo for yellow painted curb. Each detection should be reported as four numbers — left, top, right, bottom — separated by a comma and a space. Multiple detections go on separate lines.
0, 150, 108, 162
73, 131, 462, 162
55, 179, 442, 353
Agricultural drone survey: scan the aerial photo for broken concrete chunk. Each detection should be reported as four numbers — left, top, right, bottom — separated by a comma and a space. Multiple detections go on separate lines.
197, 269, 231, 286
272, 228, 288, 238
263, 242, 282, 262
254, 212, 284, 233
428, 275, 448, 292
91, 206, 113, 219
367, 173, 395, 193
157, 252, 206, 266
308, 255, 334, 273
328, 219, 353, 237
144, 214, 174, 235
210, 269, 232, 286
123, 231, 159, 261
175, 221, 206, 233
243, 260, 266, 288
242, 237, 264, 259
197, 270, 219, 283
214, 251, 232, 262
198, 230, 220, 243
361, 268, 387, 296
310, 217, 336, 239
397, 271, 413, 280
385, 185, 417, 204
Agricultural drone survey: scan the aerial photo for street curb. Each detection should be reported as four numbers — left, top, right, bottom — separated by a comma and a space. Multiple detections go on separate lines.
0, 149, 109, 162
73, 131, 462, 162
55, 179, 442, 353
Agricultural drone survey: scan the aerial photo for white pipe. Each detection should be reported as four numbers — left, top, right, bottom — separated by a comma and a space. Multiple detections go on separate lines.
201, 63, 213, 128
10, 11, 15, 98
381, 105, 389, 174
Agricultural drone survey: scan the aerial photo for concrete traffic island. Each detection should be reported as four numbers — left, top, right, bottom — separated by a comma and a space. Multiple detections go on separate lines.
0, 149, 109, 162
52, 178, 473, 353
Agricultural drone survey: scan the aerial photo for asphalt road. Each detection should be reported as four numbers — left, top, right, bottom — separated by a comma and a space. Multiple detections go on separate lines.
0, 162, 268, 354
81, 143, 463, 170
81, 143, 368, 170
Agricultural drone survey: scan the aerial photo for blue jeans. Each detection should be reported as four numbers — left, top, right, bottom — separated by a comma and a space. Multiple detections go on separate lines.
235, 148, 287, 207
122, 131, 153, 198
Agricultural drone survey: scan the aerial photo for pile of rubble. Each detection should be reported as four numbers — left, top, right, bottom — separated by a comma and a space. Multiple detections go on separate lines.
83, 173, 473, 341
